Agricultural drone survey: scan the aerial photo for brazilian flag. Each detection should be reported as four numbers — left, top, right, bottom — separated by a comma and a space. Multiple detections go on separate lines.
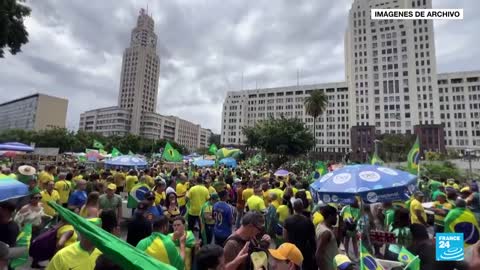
136, 232, 184, 270
9, 223, 32, 269
315, 161, 328, 178
127, 183, 151, 208
360, 242, 384, 270
398, 246, 420, 270
407, 137, 420, 174
444, 207, 480, 247
370, 153, 384, 166
208, 144, 218, 155
93, 139, 104, 149
162, 142, 183, 162
111, 147, 121, 158
48, 202, 176, 270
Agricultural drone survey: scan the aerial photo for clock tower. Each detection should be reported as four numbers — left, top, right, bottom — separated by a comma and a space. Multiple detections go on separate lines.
118, 8, 160, 135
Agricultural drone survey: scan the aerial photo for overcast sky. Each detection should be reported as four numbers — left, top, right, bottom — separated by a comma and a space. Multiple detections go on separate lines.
0, 0, 478, 133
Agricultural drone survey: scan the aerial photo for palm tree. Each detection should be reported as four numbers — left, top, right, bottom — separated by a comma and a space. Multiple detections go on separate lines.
304, 90, 328, 152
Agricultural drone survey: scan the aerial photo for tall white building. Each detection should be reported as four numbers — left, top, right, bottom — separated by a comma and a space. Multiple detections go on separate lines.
79, 9, 211, 151
118, 9, 160, 135
221, 0, 479, 157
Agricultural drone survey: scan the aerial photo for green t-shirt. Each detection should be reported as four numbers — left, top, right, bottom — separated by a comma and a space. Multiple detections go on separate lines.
29, 186, 41, 195
98, 194, 122, 212
429, 180, 442, 192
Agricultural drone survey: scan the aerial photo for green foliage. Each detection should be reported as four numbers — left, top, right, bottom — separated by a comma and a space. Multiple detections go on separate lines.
0, 128, 188, 154
208, 134, 220, 147
377, 133, 416, 162
425, 151, 442, 161
422, 161, 462, 180
304, 90, 328, 150
0, 0, 31, 57
242, 116, 314, 159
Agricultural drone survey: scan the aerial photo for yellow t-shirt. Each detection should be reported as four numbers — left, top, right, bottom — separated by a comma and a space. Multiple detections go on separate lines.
54, 180, 72, 204
145, 175, 155, 188
247, 195, 266, 212
271, 200, 280, 209
38, 172, 54, 188
176, 182, 188, 207
56, 224, 78, 248
113, 172, 125, 187
277, 205, 290, 223
125, 176, 138, 193
410, 198, 427, 225
155, 191, 166, 206
46, 242, 101, 270
208, 186, 217, 195
271, 188, 284, 204
187, 185, 210, 216
312, 212, 324, 227
242, 188, 254, 201
292, 187, 298, 196
40, 190, 60, 216
262, 190, 271, 206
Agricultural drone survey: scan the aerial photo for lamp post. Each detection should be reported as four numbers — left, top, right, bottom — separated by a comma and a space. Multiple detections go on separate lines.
465, 149, 474, 180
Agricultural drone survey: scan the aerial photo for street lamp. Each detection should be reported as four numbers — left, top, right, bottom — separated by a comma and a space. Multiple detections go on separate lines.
465, 149, 474, 179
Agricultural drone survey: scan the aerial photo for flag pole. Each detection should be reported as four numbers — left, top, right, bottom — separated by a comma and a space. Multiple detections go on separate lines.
402, 255, 420, 270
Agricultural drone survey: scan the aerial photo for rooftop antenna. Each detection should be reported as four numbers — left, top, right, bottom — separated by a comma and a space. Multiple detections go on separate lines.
297, 69, 300, 88
241, 72, 244, 91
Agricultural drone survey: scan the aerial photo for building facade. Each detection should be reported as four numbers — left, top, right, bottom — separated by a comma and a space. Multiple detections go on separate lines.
0, 93, 68, 132
221, 0, 479, 156
78, 9, 212, 151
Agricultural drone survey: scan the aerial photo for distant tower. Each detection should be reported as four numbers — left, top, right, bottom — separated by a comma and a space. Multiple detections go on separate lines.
118, 8, 160, 135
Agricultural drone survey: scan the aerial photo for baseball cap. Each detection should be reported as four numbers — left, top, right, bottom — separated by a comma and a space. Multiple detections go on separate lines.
333, 254, 352, 270
268, 243, 304, 266
107, 183, 117, 191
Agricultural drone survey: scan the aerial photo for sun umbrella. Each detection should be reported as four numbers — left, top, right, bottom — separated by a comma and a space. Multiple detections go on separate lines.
274, 169, 289, 177
0, 178, 29, 201
0, 142, 34, 152
104, 155, 148, 167
219, 157, 237, 168
0, 151, 24, 158
192, 159, 215, 167
309, 165, 417, 204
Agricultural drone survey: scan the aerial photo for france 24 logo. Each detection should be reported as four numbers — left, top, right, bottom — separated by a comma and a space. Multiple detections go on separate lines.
436, 233, 464, 261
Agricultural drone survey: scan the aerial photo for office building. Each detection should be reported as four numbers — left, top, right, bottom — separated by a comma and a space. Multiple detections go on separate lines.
221, 0, 479, 157
79, 9, 211, 151
0, 93, 68, 132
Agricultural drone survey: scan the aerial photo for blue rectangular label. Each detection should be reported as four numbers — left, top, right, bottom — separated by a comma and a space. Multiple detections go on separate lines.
435, 233, 464, 261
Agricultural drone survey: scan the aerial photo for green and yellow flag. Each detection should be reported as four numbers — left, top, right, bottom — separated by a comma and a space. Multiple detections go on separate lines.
48, 202, 176, 270
162, 142, 183, 162
315, 161, 328, 177
209, 144, 218, 155
360, 241, 384, 270
111, 147, 121, 158
371, 152, 384, 166
136, 232, 184, 270
9, 223, 32, 269
127, 182, 151, 209
93, 139, 104, 149
398, 246, 420, 270
407, 137, 420, 174
216, 147, 241, 159
444, 207, 480, 247
128, 150, 135, 156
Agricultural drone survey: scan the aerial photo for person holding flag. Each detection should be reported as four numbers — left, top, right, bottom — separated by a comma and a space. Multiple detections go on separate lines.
407, 137, 420, 174
444, 198, 480, 247
162, 142, 183, 162
208, 144, 218, 155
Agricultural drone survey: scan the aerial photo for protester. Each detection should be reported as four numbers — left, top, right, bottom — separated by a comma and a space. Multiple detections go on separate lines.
68, 179, 88, 212
186, 177, 210, 231
223, 211, 271, 270
98, 183, 122, 219
113, 169, 126, 193
79, 191, 100, 218
340, 200, 360, 259
170, 216, 200, 270
136, 216, 185, 270
56, 217, 77, 251
164, 192, 181, 225
126, 201, 152, 246
143, 191, 164, 222
235, 181, 247, 228
213, 190, 234, 246
125, 170, 138, 193
0, 201, 19, 248
40, 180, 61, 217
166, 177, 176, 195
153, 179, 167, 206
409, 191, 428, 226
268, 243, 304, 270
54, 173, 72, 207
384, 208, 412, 261
200, 193, 219, 245
283, 199, 317, 270
315, 205, 339, 270
39, 165, 56, 190
431, 191, 452, 233
176, 175, 189, 216
15, 193, 50, 228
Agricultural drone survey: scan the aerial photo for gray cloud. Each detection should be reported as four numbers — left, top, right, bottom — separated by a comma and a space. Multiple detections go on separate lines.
0, 0, 478, 133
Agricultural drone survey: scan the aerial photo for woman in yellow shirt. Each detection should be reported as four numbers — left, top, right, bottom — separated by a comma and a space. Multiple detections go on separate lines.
56, 218, 78, 250
125, 170, 139, 193
79, 192, 100, 218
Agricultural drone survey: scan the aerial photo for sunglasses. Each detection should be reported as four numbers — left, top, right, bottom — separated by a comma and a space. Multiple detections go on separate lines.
33, 196, 42, 199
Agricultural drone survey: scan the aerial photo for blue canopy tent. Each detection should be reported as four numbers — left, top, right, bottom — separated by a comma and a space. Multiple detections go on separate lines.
0, 178, 29, 201
192, 159, 215, 167
104, 155, 148, 169
219, 157, 237, 168
0, 142, 34, 152
310, 165, 417, 204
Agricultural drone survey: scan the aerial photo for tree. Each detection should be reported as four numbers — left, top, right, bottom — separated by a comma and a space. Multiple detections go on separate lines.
377, 133, 416, 162
208, 134, 221, 147
242, 116, 314, 167
304, 90, 328, 151
0, 0, 31, 58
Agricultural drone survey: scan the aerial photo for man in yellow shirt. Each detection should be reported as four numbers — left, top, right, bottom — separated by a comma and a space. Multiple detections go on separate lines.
113, 169, 126, 193
271, 182, 284, 205
246, 187, 266, 212
125, 170, 138, 193
410, 191, 427, 226
205, 178, 217, 194
242, 182, 254, 202
41, 181, 60, 217
176, 175, 189, 215
186, 177, 210, 231
39, 165, 56, 190
54, 173, 72, 207
431, 192, 453, 233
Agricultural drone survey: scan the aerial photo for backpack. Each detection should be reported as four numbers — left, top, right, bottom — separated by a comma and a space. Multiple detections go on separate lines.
29, 225, 60, 261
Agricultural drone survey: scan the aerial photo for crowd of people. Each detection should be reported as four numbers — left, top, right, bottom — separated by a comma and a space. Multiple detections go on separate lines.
1, 163, 480, 270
